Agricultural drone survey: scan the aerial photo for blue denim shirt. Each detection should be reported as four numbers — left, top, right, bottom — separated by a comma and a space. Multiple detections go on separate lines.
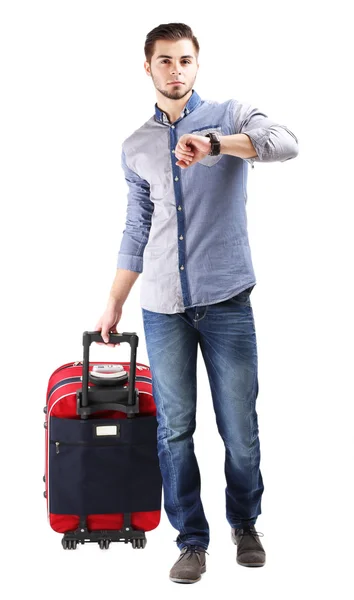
117, 89, 298, 313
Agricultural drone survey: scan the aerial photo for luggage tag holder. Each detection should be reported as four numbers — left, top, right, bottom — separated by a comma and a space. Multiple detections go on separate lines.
76, 331, 140, 419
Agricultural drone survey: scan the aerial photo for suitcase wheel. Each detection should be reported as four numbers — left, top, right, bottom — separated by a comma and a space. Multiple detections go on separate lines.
62, 539, 78, 550
131, 538, 146, 549
99, 539, 110, 549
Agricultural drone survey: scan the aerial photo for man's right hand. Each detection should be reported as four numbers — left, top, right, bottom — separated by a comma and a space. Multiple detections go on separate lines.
94, 300, 123, 348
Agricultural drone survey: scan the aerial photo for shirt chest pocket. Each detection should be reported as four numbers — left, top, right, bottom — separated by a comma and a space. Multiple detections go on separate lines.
190, 126, 224, 167
150, 177, 172, 201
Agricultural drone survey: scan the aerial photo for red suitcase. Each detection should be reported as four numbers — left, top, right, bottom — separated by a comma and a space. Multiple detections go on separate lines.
44, 331, 162, 549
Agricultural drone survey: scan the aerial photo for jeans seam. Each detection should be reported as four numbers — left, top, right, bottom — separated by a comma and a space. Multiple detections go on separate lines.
152, 374, 187, 537
193, 306, 209, 323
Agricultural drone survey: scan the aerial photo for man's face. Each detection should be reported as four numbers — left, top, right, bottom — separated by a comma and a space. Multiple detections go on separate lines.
145, 39, 199, 100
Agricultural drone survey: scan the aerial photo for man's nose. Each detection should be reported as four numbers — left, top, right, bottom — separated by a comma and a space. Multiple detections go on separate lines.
170, 64, 182, 74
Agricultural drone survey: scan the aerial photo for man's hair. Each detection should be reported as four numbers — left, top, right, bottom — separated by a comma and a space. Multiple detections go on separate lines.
144, 23, 199, 64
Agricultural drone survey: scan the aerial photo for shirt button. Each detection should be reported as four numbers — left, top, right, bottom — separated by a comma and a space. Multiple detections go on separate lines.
174, 176, 179, 181
180, 265, 184, 270
178, 205, 182, 211
179, 235, 183, 240
172, 149, 175, 153
171, 125, 175, 129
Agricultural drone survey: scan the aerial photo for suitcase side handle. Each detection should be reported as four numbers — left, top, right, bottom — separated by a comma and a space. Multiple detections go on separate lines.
78, 331, 139, 416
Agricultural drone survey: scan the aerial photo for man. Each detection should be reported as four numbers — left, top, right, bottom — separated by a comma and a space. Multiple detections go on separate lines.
95, 22, 299, 584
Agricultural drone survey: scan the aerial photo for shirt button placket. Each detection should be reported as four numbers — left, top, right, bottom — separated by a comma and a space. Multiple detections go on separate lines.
170, 123, 188, 303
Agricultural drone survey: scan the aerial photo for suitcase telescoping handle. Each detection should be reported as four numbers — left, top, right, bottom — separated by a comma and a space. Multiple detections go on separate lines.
77, 331, 139, 417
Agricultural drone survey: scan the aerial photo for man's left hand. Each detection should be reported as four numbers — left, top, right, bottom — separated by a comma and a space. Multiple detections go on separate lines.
174, 134, 211, 169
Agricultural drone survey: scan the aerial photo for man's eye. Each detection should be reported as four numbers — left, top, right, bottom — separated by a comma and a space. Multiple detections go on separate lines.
161, 60, 191, 64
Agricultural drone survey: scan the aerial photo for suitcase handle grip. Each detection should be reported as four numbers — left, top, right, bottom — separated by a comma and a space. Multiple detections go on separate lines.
85, 331, 133, 346
79, 330, 139, 413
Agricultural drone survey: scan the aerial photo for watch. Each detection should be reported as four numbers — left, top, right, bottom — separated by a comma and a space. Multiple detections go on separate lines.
205, 132, 221, 156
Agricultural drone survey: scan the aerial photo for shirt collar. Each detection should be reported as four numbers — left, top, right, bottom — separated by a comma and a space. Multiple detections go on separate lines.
154, 89, 202, 124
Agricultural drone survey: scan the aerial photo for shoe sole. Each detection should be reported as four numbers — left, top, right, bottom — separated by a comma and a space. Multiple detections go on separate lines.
169, 566, 206, 584
236, 558, 265, 567
232, 532, 265, 567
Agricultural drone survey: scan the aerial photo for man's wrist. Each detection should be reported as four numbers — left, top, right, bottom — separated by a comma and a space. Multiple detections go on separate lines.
108, 294, 123, 309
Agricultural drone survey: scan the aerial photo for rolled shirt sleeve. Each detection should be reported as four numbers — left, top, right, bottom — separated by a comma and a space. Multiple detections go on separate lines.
116, 148, 154, 273
230, 99, 299, 167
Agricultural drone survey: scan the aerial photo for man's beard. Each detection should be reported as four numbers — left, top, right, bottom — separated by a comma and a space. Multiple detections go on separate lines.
151, 73, 195, 100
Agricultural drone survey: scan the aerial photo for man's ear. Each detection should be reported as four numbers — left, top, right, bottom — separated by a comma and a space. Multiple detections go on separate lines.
144, 61, 151, 77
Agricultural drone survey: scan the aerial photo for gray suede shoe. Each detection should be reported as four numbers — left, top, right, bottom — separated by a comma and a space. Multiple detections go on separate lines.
231, 524, 266, 567
169, 545, 207, 583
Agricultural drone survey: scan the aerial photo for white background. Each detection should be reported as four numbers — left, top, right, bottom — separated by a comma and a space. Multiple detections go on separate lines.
1, 0, 353, 597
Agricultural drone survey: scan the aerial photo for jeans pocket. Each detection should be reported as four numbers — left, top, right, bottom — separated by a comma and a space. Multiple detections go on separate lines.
229, 285, 255, 306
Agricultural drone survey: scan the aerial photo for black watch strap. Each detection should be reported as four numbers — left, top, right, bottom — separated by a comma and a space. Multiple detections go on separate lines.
205, 132, 221, 156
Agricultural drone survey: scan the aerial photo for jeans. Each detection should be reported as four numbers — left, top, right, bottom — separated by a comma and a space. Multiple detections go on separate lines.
141, 286, 264, 551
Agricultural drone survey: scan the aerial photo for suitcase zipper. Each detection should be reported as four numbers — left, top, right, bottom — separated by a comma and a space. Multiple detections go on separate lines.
47, 377, 82, 403
52, 439, 148, 454
47, 374, 152, 404
53, 440, 121, 454
47, 362, 149, 393
53, 361, 148, 375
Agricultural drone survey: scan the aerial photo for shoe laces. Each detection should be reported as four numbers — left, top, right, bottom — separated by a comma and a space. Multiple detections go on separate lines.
235, 525, 264, 538
173, 542, 209, 561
